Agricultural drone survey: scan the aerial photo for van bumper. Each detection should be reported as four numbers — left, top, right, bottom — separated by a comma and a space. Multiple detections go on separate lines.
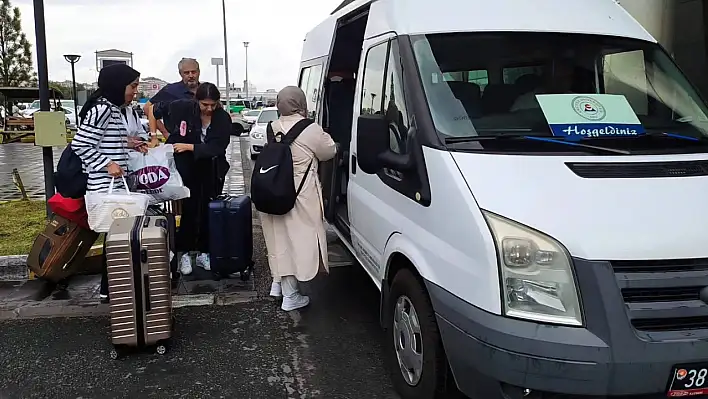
426, 258, 708, 398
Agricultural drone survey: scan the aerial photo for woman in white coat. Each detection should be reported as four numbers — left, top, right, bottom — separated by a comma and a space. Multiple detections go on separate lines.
260, 86, 337, 311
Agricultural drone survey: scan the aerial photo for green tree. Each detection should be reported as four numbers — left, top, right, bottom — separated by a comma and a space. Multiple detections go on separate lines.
0, 0, 35, 87
48, 81, 70, 98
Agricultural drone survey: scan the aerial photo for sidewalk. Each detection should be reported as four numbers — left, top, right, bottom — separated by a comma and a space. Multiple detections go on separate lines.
0, 137, 355, 320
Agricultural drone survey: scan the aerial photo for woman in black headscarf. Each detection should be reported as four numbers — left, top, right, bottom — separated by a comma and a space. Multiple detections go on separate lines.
71, 63, 146, 302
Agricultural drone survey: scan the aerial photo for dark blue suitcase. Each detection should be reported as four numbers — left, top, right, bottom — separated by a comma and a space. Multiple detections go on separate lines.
208, 195, 254, 280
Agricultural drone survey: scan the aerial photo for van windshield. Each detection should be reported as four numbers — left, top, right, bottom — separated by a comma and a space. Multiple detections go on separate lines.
411, 32, 708, 153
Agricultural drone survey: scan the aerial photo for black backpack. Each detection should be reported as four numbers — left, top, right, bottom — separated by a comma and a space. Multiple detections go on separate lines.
251, 118, 314, 215
54, 145, 88, 199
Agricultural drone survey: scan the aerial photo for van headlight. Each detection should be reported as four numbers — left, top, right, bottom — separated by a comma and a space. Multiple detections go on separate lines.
251, 131, 264, 139
483, 211, 583, 326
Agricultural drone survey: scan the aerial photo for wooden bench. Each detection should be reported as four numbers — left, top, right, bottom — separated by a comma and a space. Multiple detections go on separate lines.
4, 117, 34, 130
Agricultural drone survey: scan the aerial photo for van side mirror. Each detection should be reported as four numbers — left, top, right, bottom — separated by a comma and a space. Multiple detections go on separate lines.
356, 114, 414, 174
356, 114, 389, 174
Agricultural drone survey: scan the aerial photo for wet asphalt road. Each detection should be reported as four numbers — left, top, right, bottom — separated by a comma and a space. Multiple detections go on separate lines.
0, 266, 400, 399
0, 137, 402, 398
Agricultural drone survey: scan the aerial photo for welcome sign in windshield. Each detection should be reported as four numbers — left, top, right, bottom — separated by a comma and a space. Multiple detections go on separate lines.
536, 94, 645, 141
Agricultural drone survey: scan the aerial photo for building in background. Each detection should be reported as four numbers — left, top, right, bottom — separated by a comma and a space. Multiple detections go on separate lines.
618, 0, 707, 96
95, 49, 133, 73
219, 85, 277, 102
138, 77, 169, 99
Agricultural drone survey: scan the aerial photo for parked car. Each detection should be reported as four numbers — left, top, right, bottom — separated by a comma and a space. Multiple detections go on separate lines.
242, 109, 260, 128
225, 99, 250, 114
23, 106, 77, 130
247, 107, 279, 159
230, 113, 251, 136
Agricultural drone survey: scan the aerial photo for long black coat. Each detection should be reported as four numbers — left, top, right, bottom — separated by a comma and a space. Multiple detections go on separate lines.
155, 99, 231, 252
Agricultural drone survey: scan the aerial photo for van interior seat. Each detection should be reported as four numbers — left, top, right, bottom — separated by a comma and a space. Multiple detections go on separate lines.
481, 84, 518, 115
446, 81, 482, 118
514, 74, 543, 95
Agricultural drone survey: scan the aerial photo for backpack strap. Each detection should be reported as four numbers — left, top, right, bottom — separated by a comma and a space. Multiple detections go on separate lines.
296, 160, 313, 196
266, 122, 276, 144
281, 119, 314, 145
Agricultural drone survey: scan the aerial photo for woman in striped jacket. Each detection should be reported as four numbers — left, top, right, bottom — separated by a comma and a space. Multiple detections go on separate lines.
71, 63, 147, 302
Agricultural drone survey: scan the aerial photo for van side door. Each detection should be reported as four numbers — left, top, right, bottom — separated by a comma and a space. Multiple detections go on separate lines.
350, 36, 420, 282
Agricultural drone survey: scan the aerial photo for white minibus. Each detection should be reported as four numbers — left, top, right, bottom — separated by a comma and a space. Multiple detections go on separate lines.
299, 0, 708, 397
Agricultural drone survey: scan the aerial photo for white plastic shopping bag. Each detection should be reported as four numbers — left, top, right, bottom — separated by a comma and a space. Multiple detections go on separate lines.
127, 144, 190, 205
85, 177, 151, 233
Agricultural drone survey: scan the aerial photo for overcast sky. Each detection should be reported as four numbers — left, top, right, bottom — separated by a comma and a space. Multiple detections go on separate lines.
13, 0, 334, 91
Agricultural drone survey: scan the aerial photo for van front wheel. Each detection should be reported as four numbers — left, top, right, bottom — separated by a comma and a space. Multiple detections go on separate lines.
385, 269, 447, 399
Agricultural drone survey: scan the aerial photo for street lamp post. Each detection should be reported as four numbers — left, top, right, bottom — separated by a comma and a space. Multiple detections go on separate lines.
211, 57, 224, 90
221, 0, 230, 112
243, 42, 249, 101
63, 54, 81, 122
33, 0, 54, 216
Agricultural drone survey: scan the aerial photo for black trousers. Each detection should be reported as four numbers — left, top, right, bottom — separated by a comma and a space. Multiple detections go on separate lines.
176, 194, 210, 254
175, 156, 225, 255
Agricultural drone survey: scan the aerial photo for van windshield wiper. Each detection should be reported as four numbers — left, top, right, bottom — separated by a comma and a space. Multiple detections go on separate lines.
444, 134, 630, 155
644, 131, 708, 143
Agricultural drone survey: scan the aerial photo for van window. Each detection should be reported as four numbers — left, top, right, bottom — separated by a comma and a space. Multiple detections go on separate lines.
305, 64, 323, 119
383, 40, 410, 154
435, 70, 489, 90
299, 68, 311, 93
503, 66, 544, 84
410, 32, 708, 151
360, 41, 389, 114
468, 70, 489, 88
603, 50, 649, 115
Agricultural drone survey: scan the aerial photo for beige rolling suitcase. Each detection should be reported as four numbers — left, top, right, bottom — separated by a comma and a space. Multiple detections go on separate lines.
105, 215, 173, 359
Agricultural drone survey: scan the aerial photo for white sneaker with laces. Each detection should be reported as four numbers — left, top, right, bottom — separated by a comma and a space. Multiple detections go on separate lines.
196, 253, 211, 271
179, 253, 193, 275
270, 282, 282, 298
281, 294, 310, 311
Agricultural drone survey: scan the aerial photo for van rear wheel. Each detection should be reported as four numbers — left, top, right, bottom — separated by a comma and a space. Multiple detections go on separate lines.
385, 269, 447, 399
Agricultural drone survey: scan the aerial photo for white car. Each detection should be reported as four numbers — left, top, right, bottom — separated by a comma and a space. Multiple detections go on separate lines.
242, 109, 260, 128
248, 107, 279, 159
24, 106, 77, 130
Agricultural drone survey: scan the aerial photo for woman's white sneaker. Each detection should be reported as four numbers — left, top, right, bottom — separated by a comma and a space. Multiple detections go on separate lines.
270, 282, 282, 297
281, 294, 310, 311
179, 253, 193, 275
196, 253, 211, 271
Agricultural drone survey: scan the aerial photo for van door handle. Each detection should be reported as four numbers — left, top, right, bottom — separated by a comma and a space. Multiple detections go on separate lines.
351, 155, 357, 175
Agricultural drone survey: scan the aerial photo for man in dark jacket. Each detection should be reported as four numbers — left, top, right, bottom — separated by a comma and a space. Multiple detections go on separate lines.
144, 58, 200, 138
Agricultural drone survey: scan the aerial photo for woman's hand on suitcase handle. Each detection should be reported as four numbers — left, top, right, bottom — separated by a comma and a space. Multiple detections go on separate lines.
107, 162, 124, 177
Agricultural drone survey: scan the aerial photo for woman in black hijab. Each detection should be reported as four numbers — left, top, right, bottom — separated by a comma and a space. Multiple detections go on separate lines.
71, 63, 146, 302
148, 82, 231, 276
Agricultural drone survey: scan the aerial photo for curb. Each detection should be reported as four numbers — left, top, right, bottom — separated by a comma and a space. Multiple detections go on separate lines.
0, 255, 28, 281
0, 290, 259, 321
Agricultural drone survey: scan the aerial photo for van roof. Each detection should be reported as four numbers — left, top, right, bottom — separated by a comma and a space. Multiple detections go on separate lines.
303, 0, 655, 61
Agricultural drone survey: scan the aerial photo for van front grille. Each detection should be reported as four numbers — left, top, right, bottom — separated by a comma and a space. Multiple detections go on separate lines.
611, 258, 708, 332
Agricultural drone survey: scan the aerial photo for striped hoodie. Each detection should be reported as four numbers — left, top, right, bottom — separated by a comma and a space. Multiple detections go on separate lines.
71, 99, 142, 193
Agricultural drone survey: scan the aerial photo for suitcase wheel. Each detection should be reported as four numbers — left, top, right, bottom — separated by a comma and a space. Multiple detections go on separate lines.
109, 348, 122, 360
240, 269, 251, 281
156, 344, 167, 355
